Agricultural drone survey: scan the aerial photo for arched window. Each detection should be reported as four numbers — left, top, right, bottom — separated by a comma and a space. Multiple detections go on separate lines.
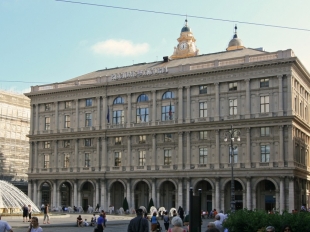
162, 91, 174, 99
137, 94, 149, 102
113, 96, 124, 104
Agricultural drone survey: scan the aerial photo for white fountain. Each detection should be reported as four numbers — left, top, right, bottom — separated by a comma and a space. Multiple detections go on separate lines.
0, 180, 40, 214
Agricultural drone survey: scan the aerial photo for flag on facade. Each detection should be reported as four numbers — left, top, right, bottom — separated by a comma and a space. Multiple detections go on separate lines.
106, 106, 110, 123
168, 101, 172, 120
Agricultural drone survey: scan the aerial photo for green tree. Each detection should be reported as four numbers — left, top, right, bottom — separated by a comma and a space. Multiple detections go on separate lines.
122, 197, 129, 211
147, 198, 154, 213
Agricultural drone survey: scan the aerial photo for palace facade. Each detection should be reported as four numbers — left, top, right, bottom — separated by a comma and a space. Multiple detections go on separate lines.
26, 22, 310, 213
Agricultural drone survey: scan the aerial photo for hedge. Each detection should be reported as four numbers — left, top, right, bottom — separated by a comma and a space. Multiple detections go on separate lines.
223, 209, 310, 232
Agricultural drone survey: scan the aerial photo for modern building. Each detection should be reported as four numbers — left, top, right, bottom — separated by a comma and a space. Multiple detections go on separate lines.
26, 21, 310, 213
0, 90, 30, 193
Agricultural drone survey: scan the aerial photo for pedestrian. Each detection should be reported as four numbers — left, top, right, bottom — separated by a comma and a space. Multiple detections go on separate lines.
266, 226, 275, 232
150, 212, 158, 232
22, 204, 29, 223
0, 215, 13, 232
43, 204, 50, 224
178, 207, 184, 221
101, 210, 107, 227
76, 215, 83, 227
281, 225, 292, 232
168, 216, 186, 232
27, 216, 42, 232
163, 211, 170, 232
214, 215, 224, 232
127, 208, 149, 232
97, 214, 104, 232
95, 203, 100, 212
28, 205, 32, 222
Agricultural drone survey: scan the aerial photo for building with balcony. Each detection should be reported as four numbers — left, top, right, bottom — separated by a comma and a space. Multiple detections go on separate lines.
26, 22, 310, 213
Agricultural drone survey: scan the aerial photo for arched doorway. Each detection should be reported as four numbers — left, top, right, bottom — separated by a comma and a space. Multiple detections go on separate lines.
80, 181, 94, 212
41, 182, 51, 206
256, 180, 276, 211
134, 181, 149, 209
195, 180, 213, 212
110, 181, 124, 210
159, 181, 176, 210
60, 181, 72, 208
224, 180, 243, 211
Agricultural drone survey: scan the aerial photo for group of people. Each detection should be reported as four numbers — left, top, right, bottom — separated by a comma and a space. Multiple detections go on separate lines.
76, 210, 107, 232
22, 204, 33, 223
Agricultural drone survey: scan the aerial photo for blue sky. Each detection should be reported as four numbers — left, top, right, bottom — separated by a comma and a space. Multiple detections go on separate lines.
1, 0, 310, 93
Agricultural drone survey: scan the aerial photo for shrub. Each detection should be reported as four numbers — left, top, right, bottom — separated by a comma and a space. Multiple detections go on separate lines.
223, 209, 310, 232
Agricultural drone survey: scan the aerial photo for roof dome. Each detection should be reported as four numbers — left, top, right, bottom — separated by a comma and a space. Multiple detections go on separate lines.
181, 19, 191, 33
226, 25, 245, 51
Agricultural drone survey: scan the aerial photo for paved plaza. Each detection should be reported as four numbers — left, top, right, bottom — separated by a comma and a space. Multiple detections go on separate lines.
2, 213, 212, 232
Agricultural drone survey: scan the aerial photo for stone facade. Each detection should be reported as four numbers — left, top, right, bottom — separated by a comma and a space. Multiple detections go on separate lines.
0, 90, 30, 182
26, 48, 310, 213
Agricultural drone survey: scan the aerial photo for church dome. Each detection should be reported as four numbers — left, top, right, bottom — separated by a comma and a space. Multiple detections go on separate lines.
226, 25, 245, 51
181, 19, 191, 33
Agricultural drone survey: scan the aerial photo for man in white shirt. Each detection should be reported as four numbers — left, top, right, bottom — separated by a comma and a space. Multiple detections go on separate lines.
214, 215, 224, 232
0, 215, 13, 232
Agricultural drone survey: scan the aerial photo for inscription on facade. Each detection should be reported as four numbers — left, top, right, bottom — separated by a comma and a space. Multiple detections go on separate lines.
111, 67, 168, 80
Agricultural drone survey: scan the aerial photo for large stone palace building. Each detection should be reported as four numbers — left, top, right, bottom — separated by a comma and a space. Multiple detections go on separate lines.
0, 90, 30, 192
26, 21, 310, 213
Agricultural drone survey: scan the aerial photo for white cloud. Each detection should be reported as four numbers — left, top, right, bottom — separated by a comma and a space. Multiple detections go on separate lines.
91, 39, 149, 56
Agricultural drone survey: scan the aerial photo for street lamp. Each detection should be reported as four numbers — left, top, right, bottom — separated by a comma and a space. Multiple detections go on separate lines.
224, 125, 241, 213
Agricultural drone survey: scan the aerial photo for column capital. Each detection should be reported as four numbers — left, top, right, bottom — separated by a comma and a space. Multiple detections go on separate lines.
214, 82, 219, 86
151, 90, 156, 94
279, 176, 285, 181
246, 176, 252, 181
127, 93, 131, 97
186, 86, 191, 89
178, 131, 183, 136
215, 177, 220, 182
178, 86, 183, 90
186, 131, 191, 136
244, 79, 250, 83
152, 134, 156, 139
246, 128, 251, 133
287, 176, 294, 181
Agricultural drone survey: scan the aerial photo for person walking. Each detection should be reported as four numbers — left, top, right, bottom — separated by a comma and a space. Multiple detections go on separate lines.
28, 205, 32, 222
163, 211, 170, 232
27, 216, 42, 232
97, 214, 105, 232
22, 204, 29, 223
0, 215, 13, 232
43, 204, 50, 224
150, 212, 158, 232
127, 208, 149, 232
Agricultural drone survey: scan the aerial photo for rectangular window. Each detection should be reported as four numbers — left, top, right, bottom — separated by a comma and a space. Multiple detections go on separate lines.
85, 113, 92, 127
64, 115, 70, 128
199, 148, 208, 164
45, 103, 51, 111
139, 151, 146, 166
164, 150, 171, 165
136, 107, 149, 123
229, 99, 237, 115
85, 138, 91, 147
261, 145, 270, 162
229, 82, 237, 91
161, 104, 175, 121
63, 153, 70, 168
200, 131, 208, 140
45, 117, 50, 130
139, 135, 146, 143
260, 127, 270, 136
65, 101, 72, 109
229, 146, 238, 163
113, 110, 124, 124
44, 155, 49, 168
86, 98, 92, 107
115, 152, 121, 166
64, 140, 70, 148
260, 96, 269, 113
84, 153, 90, 167
260, 78, 269, 88
199, 85, 208, 94
199, 102, 207, 118
164, 133, 172, 142
115, 137, 122, 145
44, 141, 50, 149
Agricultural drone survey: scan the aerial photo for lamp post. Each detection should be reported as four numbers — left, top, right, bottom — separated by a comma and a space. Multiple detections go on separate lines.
224, 125, 241, 213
